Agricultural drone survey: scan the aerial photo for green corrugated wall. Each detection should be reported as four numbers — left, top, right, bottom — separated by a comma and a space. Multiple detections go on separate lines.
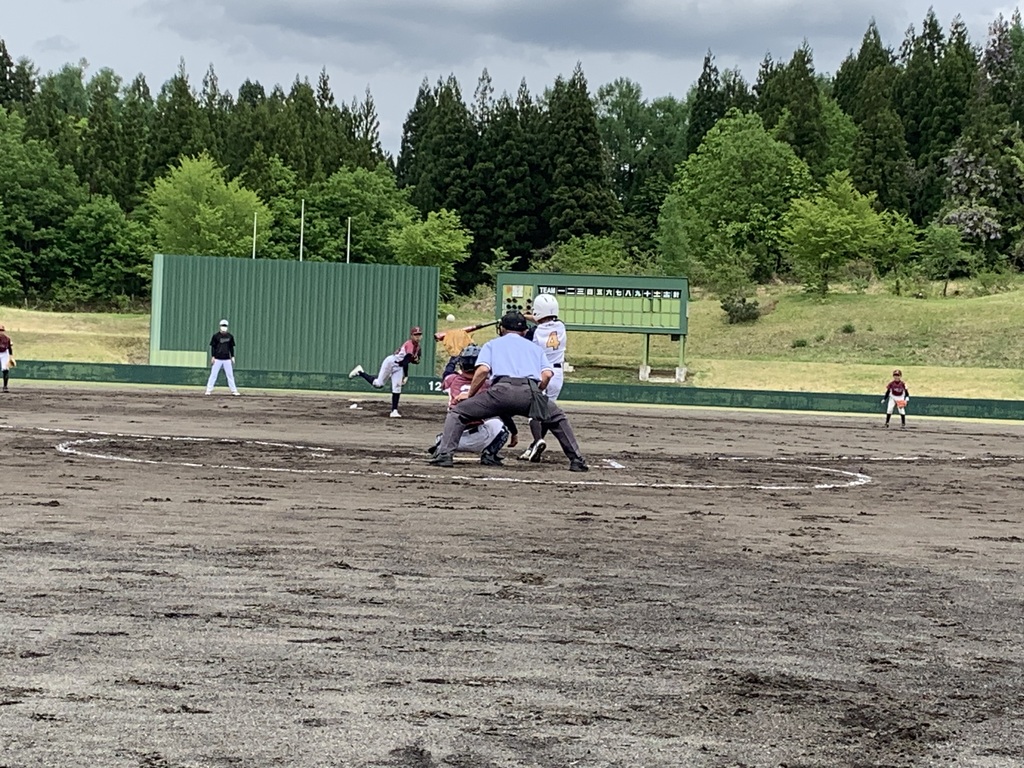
149, 254, 439, 375
13, 361, 1024, 421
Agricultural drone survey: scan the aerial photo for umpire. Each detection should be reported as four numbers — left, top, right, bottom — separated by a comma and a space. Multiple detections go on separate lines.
429, 312, 589, 472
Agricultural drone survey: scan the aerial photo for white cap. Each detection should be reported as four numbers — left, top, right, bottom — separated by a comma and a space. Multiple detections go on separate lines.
219, 319, 229, 327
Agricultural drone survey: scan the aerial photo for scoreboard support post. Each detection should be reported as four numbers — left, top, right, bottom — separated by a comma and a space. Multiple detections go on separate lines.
640, 334, 687, 383
497, 273, 690, 384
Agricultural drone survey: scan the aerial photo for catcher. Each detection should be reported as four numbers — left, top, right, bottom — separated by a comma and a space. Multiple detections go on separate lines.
427, 344, 517, 466
0, 324, 14, 393
349, 326, 423, 418
882, 369, 910, 429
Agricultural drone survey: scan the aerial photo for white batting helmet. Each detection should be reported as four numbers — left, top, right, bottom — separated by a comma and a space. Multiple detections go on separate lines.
532, 294, 559, 320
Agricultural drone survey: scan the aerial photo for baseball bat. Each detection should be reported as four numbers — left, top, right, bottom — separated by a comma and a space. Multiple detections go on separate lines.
434, 320, 499, 341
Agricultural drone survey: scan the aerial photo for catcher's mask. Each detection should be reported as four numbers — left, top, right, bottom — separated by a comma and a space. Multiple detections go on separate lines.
458, 344, 482, 371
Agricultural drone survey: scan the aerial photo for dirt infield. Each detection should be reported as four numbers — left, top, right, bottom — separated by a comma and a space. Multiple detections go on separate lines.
1, 387, 1022, 768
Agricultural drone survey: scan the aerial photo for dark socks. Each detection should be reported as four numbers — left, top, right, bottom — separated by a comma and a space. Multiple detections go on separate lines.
358, 371, 375, 385
391, 392, 401, 411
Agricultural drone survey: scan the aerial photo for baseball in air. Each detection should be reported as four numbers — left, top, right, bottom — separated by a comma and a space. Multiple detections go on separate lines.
446, 313, 456, 322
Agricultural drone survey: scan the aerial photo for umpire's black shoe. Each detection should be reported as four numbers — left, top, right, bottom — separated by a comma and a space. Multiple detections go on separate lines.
426, 437, 441, 456
480, 453, 503, 467
568, 457, 590, 473
429, 452, 454, 468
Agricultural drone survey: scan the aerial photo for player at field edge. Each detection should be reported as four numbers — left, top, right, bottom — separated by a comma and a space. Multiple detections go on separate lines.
0, 324, 14, 393
349, 326, 423, 418
882, 369, 910, 428
206, 319, 239, 396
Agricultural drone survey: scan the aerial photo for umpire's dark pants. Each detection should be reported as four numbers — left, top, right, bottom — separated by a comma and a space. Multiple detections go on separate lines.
436, 378, 583, 459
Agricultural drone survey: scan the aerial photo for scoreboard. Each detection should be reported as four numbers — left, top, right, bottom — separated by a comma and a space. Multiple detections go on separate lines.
496, 273, 690, 382
497, 273, 689, 335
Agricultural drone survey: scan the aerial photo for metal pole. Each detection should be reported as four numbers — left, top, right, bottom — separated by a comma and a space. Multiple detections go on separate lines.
299, 199, 305, 262
251, 212, 257, 259
346, 216, 351, 264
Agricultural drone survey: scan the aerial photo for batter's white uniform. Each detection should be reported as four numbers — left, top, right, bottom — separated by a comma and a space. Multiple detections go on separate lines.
530, 319, 567, 400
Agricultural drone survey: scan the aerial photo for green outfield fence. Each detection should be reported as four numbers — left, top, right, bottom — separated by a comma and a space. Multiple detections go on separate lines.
13, 360, 1024, 421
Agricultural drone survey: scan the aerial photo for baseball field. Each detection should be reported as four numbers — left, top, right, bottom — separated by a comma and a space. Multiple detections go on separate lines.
2, 386, 1022, 767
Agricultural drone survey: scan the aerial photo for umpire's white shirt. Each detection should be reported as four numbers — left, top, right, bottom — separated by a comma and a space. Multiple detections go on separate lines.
478, 334, 553, 379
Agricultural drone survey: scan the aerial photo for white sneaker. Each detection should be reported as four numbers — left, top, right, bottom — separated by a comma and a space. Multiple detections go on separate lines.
204, 391, 212, 396
349, 365, 364, 378
232, 391, 240, 396
520, 439, 547, 462
390, 410, 401, 418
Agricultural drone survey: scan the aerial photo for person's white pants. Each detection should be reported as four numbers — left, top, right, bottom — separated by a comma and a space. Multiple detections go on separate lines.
207, 359, 238, 393
0, 351, 9, 371
545, 370, 564, 401
373, 354, 405, 392
886, 395, 908, 415
456, 418, 505, 453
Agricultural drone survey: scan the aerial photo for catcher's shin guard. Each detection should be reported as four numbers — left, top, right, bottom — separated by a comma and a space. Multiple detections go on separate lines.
481, 427, 510, 460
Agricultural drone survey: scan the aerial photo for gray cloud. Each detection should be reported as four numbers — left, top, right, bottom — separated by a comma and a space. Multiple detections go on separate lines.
141, 0, 926, 76
34, 35, 80, 54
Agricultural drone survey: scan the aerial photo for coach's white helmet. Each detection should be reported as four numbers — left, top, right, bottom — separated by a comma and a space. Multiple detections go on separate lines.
532, 293, 559, 320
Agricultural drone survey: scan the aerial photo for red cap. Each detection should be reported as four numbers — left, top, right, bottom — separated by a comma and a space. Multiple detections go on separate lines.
410, 326, 423, 335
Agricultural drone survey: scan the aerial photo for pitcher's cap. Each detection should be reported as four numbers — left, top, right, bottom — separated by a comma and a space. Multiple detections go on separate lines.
410, 326, 422, 335
219, 319, 229, 327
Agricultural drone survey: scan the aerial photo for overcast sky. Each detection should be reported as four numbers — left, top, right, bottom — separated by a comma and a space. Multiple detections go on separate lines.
1, 1, 1017, 155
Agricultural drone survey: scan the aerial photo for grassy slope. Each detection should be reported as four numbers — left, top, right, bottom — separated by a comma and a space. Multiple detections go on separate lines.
4, 282, 1023, 399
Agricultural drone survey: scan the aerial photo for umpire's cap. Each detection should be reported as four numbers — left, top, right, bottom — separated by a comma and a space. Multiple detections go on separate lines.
500, 312, 528, 332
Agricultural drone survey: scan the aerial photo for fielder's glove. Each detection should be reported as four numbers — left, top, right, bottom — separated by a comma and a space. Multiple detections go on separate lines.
7, 358, 15, 368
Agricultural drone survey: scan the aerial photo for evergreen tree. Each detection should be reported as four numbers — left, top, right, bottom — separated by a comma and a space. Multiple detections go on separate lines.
543, 64, 621, 243
11, 57, 38, 108
313, 68, 353, 177
199, 63, 232, 164
395, 78, 434, 191
408, 75, 476, 218
851, 68, 911, 213
148, 59, 203, 178
721, 68, 756, 113
0, 39, 15, 107
119, 74, 153, 211
471, 68, 495, 129
771, 43, 829, 178
686, 51, 726, 153
350, 87, 385, 170
81, 68, 124, 200
223, 79, 269, 178
895, 9, 945, 163
833, 20, 894, 118
25, 62, 88, 173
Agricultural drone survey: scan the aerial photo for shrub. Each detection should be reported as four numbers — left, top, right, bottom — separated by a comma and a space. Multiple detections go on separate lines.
815, 333, 826, 342
720, 296, 761, 324
791, 338, 808, 348
841, 323, 855, 334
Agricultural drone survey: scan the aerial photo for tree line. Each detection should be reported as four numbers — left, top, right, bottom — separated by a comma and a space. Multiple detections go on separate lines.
0, 9, 1021, 308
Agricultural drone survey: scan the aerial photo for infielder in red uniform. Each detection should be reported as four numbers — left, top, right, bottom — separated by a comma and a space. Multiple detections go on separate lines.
882, 369, 910, 428
350, 326, 423, 418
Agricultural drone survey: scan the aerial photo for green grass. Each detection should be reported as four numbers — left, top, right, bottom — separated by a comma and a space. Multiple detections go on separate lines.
5, 279, 1024, 399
